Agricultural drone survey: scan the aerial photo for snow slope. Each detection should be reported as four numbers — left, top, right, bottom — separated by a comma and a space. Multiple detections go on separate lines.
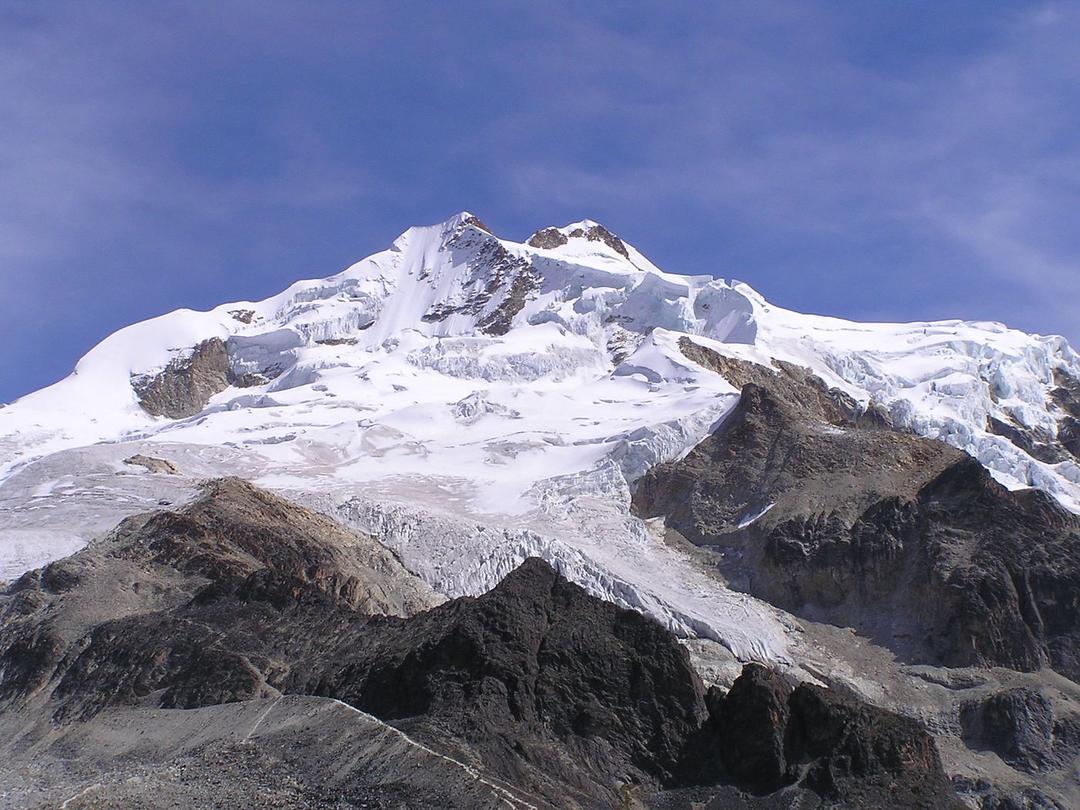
2, 212, 1079, 665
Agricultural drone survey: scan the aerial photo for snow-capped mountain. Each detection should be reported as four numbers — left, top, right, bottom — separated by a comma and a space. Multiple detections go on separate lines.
2, 212, 1079, 662
5, 212, 1080, 809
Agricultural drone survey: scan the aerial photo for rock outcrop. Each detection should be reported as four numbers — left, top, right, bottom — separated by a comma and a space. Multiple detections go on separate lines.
131, 338, 233, 418
636, 343, 1080, 681
960, 687, 1080, 774
680, 663, 961, 809
122, 454, 181, 474
1052, 368, 1080, 462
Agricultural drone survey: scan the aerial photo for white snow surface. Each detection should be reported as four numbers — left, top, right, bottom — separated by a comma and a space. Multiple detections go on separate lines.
3, 212, 1079, 666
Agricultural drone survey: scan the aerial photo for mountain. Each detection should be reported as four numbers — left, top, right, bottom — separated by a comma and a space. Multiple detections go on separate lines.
0, 479, 964, 808
1, 213, 1079, 807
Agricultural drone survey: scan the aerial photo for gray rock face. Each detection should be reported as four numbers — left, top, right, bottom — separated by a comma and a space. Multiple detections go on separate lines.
0, 696, 537, 809
131, 338, 232, 418
635, 344, 1080, 681
960, 688, 1080, 774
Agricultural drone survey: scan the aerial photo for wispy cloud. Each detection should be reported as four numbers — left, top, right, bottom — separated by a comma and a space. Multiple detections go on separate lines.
2, 1, 1078, 400
482, 3, 1080, 334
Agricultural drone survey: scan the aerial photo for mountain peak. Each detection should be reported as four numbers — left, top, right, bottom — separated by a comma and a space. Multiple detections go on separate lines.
527, 220, 630, 259
446, 210, 492, 234
2, 211, 1079, 531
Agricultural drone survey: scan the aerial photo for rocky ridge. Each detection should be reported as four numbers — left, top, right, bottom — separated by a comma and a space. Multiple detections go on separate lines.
635, 340, 1080, 680
0, 480, 962, 808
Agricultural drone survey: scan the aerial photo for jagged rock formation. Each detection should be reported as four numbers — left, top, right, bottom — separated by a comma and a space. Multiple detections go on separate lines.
682, 663, 960, 808
0, 481, 962, 808
131, 338, 233, 418
0, 479, 438, 708
960, 687, 1080, 774
635, 342, 1080, 680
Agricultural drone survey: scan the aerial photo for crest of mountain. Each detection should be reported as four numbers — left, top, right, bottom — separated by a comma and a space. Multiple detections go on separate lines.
3, 211, 1078, 511
2, 210, 1080, 679
2, 213, 1080, 808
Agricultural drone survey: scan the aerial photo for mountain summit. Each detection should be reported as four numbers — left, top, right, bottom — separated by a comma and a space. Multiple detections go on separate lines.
1, 212, 1079, 641
3, 213, 1080, 808
3, 212, 1077, 504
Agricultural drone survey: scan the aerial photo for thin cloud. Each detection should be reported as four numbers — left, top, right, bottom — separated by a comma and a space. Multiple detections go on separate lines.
487, 3, 1080, 338
2, 1, 1079, 402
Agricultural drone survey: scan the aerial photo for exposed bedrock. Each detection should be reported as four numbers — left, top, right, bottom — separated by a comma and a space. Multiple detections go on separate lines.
959, 687, 1080, 774
0, 480, 961, 808
683, 663, 960, 807
131, 332, 306, 418
1052, 368, 1080, 462
635, 345, 1080, 682
131, 338, 233, 418
122, 453, 181, 474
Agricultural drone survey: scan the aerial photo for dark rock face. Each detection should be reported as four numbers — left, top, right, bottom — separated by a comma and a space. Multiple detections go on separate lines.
983, 366, 1080, 465
571, 223, 632, 259
1052, 369, 1080, 462
132, 338, 233, 418
636, 341, 1080, 681
681, 664, 960, 808
986, 415, 1067, 464
461, 214, 493, 234
476, 265, 542, 336
713, 664, 793, 793
784, 680, 956, 807
907, 461, 1080, 677
323, 558, 709, 795
960, 688, 1079, 773
526, 222, 631, 258
678, 337, 893, 431
0, 480, 961, 809
131, 338, 292, 417
0, 479, 437, 720
422, 224, 542, 336
1061, 417, 1080, 461
228, 308, 255, 324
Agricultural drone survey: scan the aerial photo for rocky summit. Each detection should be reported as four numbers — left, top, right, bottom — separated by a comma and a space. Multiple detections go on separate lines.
1, 214, 1079, 808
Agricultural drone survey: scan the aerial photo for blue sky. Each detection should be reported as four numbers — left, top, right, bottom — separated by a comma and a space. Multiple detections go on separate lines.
2, 1, 1079, 402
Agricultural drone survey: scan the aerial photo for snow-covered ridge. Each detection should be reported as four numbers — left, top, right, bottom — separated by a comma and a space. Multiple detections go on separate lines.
2, 211, 1079, 667
2, 210, 1077, 509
